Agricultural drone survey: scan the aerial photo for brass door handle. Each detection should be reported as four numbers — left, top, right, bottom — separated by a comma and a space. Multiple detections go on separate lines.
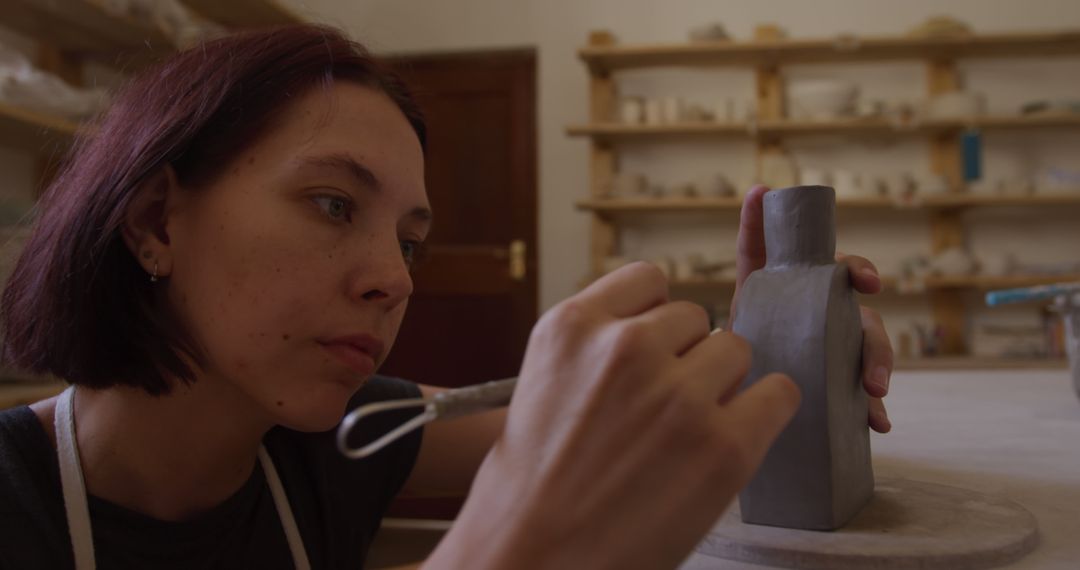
509, 239, 527, 281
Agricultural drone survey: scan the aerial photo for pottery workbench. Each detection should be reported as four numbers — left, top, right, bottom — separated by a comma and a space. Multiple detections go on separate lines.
682, 369, 1080, 570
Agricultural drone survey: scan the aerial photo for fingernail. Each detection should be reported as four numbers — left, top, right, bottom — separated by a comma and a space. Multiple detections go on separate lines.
870, 366, 890, 394
871, 407, 891, 431
860, 267, 879, 280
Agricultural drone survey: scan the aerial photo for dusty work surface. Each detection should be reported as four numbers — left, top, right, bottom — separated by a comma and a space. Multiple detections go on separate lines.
683, 370, 1080, 570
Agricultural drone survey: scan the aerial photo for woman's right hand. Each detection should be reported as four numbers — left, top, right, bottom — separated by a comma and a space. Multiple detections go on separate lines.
425, 262, 800, 570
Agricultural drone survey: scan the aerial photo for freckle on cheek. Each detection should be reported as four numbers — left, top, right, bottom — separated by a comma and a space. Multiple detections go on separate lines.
276, 400, 283, 407
282, 334, 290, 340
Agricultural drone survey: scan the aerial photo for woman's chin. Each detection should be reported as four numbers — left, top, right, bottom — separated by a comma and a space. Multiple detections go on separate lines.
268, 384, 359, 433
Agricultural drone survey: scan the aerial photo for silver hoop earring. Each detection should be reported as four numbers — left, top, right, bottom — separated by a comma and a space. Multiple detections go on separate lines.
150, 261, 159, 283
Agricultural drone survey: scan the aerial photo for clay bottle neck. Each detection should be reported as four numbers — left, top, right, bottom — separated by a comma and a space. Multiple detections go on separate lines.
763, 185, 837, 269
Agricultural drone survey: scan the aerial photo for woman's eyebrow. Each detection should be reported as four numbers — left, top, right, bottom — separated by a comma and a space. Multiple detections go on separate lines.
297, 153, 380, 191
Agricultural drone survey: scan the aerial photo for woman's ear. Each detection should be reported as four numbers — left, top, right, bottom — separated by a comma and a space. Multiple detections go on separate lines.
121, 165, 182, 280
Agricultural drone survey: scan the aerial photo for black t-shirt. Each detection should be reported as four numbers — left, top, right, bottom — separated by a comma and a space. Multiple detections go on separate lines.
0, 375, 424, 569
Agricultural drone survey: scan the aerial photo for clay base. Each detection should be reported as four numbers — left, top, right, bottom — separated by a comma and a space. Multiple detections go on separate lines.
695, 478, 1038, 570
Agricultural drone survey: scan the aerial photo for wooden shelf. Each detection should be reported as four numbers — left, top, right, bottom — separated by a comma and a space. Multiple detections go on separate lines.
180, 0, 302, 28
577, 193, 1080, 214
1, 0, 174, 56
0, 103, 81, 153
567, 113, 1080, 141
894, 357, 1069, 371
922, 274, 1080, 290
580, 30, 1080, 72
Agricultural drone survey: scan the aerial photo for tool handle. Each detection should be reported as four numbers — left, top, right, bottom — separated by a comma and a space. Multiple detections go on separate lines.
432, 377, 518, 421
986, 283, 1080, 306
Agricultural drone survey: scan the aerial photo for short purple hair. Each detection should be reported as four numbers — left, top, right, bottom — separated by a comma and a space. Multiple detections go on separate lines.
1, 25, 425, 395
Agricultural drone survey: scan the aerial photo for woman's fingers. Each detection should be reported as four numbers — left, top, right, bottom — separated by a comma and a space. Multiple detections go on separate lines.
837, 253, 882, 295
730, 185, 771, 323
718, 373, 801, 477
678, 331, 752, 399
869, 396, 891, 433
860, 305, 893, 398
579, 261, 670, 318
629, 300, 712, 357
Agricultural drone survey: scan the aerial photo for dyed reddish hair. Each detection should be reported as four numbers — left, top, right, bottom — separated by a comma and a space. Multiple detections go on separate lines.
1, 25, 425, 395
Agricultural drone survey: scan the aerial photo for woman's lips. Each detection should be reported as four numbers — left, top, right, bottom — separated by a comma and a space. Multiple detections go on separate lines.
318, 335, 384, 376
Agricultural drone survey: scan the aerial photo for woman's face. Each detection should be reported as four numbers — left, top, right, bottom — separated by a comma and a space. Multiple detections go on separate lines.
164, 83, 429, 431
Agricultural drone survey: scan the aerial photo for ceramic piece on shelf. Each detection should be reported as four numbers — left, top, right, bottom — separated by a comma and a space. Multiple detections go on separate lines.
672, 183, 699, 198
978, 252, 1017, 277
753, 23, 788, 41
684, 103, 712, 122
884, 172, 916, 203
833, 169, 862, 199
734, 99, 756, 122
1000, 178, 1035, 196
799, 167, 832, 188
861, 177, 889, 198
713, 98, 735, 123
967, 177, 1002, 195
688, 23, 731, 43
930, 247, 978, 277
696, 174, 735, 198
883, 99, 917, 125
1037, 167, 1080, 195
694, 253, 736, 279
619, 97, 644, 124
647, 184, 666, 199
732, 185, 873, 530
787, 79, 859, 121
855, 99, 885, 119
913, 172, 950, 196
907, 16, 973, 39
644, 98, 664, 125
661, 96, 684, 124
924, 91, 986, 120
673, 255, 697, 281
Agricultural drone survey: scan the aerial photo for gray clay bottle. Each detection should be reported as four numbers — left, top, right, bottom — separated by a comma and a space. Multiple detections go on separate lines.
731, 185, 873, 531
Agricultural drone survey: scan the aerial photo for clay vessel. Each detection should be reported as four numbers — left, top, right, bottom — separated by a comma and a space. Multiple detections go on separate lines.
731, 185, 873, 530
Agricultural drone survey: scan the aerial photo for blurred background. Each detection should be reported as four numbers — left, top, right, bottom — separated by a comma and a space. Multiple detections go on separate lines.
1, 0, 1079, 394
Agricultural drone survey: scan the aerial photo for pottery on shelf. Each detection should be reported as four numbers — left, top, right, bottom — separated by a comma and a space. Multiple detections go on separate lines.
731, 185, 874, 530
787, 79, 859, 121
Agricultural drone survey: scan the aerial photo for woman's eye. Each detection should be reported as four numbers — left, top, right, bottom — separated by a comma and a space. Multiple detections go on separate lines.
400, 240, 423, 266
312, 195, 353, 222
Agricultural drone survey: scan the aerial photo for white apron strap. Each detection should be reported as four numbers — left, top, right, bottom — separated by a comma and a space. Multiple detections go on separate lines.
55, 386, 310, 570
259, 445, 311, 570
55, 386, 96, 570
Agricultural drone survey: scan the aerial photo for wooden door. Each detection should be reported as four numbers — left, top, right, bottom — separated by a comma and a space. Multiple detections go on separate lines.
379, 49, 538, 389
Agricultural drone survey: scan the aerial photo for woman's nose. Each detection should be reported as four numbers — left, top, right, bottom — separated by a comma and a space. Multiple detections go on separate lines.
346, 239, 414, 306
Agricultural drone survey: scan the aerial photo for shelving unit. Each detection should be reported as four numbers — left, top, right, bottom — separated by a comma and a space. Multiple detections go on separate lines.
577, 192, 1080, 214
0, 0, 302, 404
570, 27, 1080, 365
567, 112, 1080, 140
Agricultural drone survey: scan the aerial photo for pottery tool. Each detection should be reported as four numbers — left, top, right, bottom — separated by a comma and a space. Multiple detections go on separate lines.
984, 281, 1080, 306
986, 281, 1080, 404
336, 377, 517, 459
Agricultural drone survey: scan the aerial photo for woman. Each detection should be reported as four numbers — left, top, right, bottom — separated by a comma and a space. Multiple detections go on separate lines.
0, 25, 893, 569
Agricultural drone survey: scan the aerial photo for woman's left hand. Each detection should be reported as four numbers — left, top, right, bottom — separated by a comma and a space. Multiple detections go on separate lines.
731, 185, 893, 433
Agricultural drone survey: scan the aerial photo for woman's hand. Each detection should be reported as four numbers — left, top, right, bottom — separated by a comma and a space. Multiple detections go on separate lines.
426, 262, 800, 570
731, 185, 894, 433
